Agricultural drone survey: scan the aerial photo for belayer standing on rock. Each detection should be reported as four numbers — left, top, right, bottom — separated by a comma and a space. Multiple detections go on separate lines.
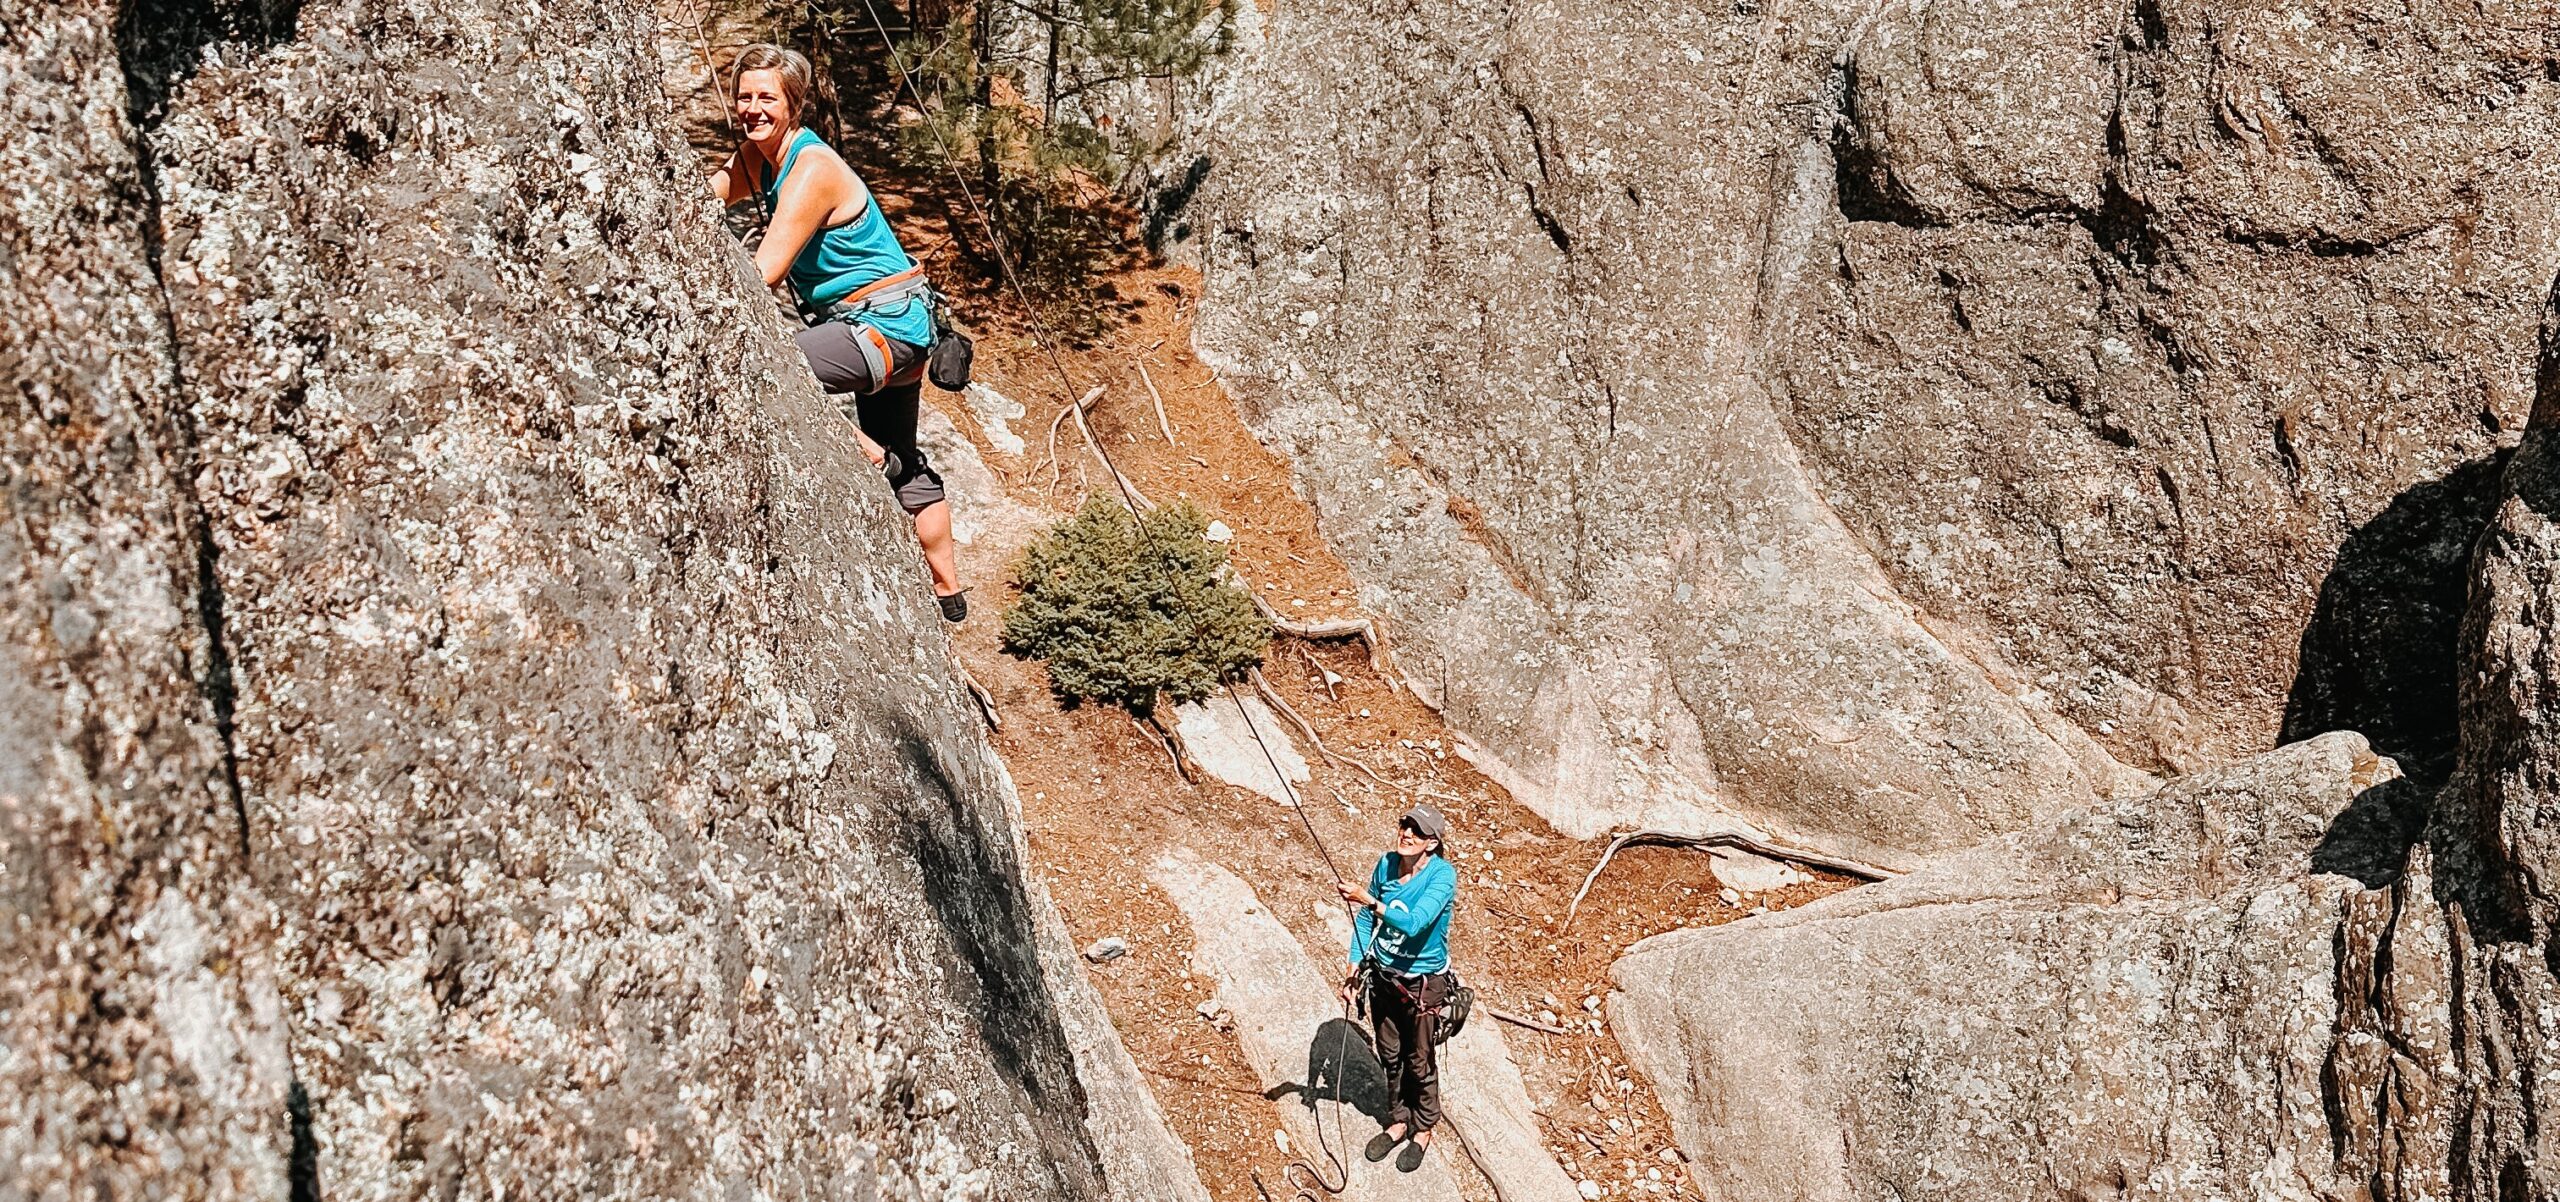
707, 44, 968, 622
1339, 803, 1460, 1172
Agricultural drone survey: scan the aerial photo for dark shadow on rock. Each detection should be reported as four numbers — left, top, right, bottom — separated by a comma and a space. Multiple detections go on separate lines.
2283, 450, 2512, 781
1264, 1017, 1392, 1126
2312, 776, 2430, 888
286, 1078, 319, 1202
115, 0, 304, 128
890, 723, 1108, 1197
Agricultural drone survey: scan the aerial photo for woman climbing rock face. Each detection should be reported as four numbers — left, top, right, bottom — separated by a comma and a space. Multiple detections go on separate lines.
707, 44, 967, 622
1339, 804, 1460, 1172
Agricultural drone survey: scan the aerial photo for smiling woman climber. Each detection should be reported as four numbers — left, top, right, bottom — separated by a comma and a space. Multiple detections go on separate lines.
1339, 803, 1461, 1173
707, 44, 966, 622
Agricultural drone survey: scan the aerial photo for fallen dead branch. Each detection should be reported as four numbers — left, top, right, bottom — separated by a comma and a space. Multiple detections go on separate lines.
1561, 828, 1901, 931
1040, 384, 1108, 491
1486, 1006, 1570, 1036
1139, 360, 1177, 446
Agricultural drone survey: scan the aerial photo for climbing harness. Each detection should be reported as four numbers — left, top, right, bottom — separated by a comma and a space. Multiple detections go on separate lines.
842, 3, 1396, 1192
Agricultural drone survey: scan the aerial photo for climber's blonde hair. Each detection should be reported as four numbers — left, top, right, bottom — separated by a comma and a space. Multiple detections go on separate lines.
731, 43, 815, 126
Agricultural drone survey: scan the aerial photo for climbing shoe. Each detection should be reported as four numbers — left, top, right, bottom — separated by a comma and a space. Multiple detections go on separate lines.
1395, 1137, 1429, 1173
1363, 1131, 1399, 1163
937, 590, 969, 623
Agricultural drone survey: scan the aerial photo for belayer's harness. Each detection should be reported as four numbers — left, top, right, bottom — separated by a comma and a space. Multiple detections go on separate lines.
1352, 862, 1475, 1046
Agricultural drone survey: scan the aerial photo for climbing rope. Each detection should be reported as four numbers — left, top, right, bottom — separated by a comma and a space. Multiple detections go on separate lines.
848, 0, 1152, 524
1228, 676, 1378, 1200
827, 9, 1384, 1194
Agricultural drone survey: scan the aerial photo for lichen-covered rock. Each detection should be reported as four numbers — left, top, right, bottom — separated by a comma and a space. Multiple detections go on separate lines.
1175, 0, 2559, 860
3, 0, 1198, 1197
1609, 731, 2453, 1201
0, 4, 293, 1195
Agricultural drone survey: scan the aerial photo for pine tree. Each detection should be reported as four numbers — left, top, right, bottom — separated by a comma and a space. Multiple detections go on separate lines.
1001, 497, 1270, 718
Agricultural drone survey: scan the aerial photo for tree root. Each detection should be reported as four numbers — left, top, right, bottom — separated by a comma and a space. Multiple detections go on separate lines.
1249, 668, 1401, 794
1298, 644, 1338, 701
955, 656, 1001, 732
1136, 713, 1194, 783
1561, 828, 1900, 931
1254, 595, 1398, 690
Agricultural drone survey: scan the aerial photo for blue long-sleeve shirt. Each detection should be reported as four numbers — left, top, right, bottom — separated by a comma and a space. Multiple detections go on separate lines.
1349, 853, 1456, 975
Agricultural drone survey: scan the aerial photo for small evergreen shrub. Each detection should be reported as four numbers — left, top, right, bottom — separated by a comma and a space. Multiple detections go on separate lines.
1002, 497, 1269, 717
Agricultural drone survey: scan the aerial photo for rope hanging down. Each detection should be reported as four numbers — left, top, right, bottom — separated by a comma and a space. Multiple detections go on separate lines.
849, 0, 1152, 522
840, 7, 1389, 1195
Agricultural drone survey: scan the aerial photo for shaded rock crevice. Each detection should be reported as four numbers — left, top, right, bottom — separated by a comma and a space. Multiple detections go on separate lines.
108, 0, 295, 859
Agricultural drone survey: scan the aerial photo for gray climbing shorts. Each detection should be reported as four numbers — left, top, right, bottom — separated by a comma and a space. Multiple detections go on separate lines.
793, 320, 945, 515
796, 318, 926, 396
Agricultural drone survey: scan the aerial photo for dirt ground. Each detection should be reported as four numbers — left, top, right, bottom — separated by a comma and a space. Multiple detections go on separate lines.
740, 69, 1865, 1201
920, 259, 1856, 1200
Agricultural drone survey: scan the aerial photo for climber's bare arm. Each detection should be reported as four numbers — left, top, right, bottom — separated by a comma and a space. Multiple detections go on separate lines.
752, 149, 848, 288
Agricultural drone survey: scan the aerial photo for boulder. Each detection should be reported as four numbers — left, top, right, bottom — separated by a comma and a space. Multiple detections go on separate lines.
2430, 276, 2560, 1196
3, 0, 1194, 1196
1174, 694, 1312, 804
1609, 732, 2448, 1201
1174, 0, 2560, 861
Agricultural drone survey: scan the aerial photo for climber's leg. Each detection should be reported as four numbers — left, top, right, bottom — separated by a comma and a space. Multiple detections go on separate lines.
796, 322, 961, 615
912, 500, 963, 616
854, 379, 965, 618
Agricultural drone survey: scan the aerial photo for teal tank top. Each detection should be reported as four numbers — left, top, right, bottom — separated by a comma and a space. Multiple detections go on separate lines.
756, 128, 934, 348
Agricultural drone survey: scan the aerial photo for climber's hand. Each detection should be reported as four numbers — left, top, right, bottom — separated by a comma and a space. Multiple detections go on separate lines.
857, 432, 887, 468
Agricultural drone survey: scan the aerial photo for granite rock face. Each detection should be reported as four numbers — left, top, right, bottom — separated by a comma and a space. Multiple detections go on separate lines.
2434, 277, 2560, 1199
1609, 731, 2453, 1201
4, 0, 1197, 1197
1597, 276, 2560, 1202
1, 4, 293, 1195
1177, 0, 2560, 859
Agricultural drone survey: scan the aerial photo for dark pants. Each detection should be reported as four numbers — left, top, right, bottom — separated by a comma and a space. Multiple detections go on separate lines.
795, 321, 945, 514
1371, 970, 1449, 1133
